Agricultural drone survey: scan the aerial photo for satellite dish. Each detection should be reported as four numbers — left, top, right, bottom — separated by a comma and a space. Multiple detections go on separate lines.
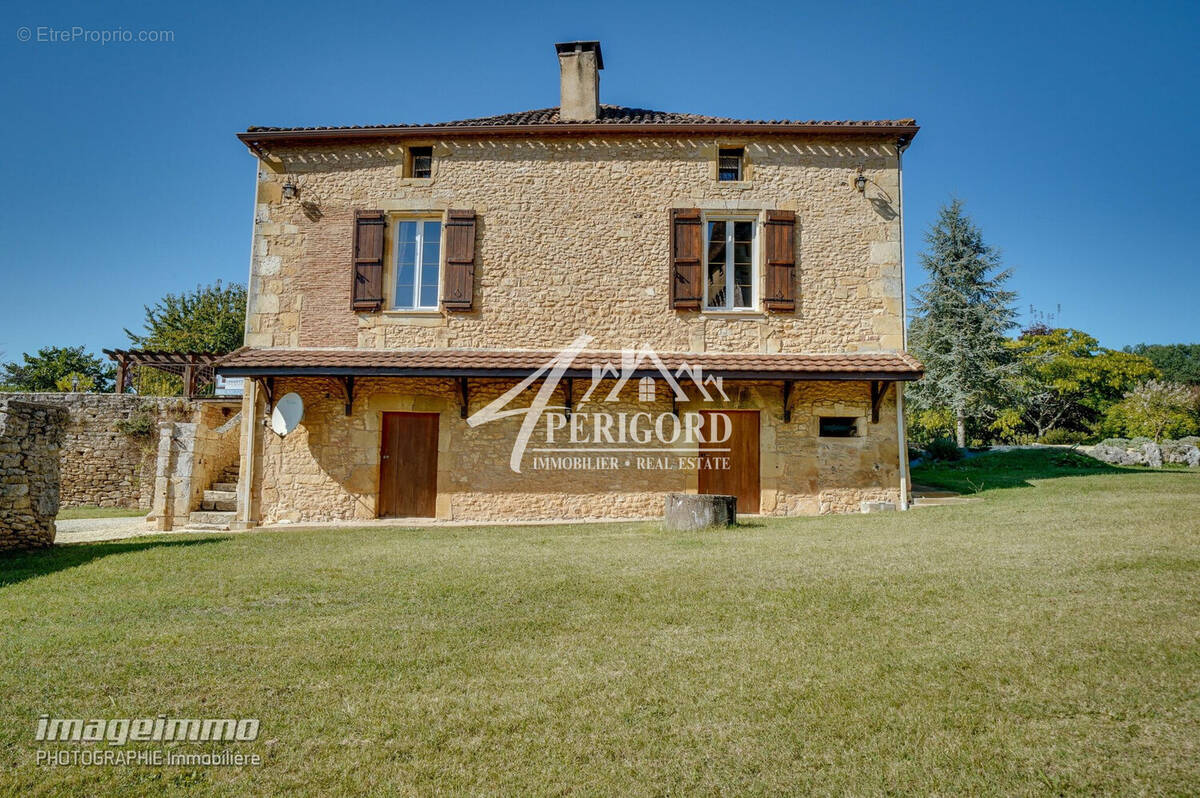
271, 392, 304, 435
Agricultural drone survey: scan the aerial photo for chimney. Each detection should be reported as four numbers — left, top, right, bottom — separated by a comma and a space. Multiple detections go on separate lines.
555, 41, 604, 121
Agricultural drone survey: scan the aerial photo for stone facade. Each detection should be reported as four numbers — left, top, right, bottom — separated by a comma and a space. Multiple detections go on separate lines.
234, 124, 914, 522
0, 398, 67, 551
242, 376, 900, 524
246, 136, 904, 355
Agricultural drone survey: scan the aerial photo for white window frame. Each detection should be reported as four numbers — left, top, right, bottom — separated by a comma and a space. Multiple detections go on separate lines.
702, 213, 759, 312
390, 216, 443, 311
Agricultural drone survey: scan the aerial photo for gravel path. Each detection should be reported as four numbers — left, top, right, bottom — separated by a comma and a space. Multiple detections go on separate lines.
54, 516, 161, 544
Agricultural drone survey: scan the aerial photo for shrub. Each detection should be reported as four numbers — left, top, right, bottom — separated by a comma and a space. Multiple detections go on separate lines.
1038, 428, 1088, 445
114, 409, 157, 439
924, 438, 964, 462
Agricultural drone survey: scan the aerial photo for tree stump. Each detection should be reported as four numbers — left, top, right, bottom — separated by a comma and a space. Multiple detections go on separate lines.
664, 493, 737, 531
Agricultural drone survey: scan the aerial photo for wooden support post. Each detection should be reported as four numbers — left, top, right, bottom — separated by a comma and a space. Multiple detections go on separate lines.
183, 359, 195, 399
342, 376, 355, 415
458, 377, 469, 419
782, 380, 793, 423
870, 381, 889, 424
114, 355, 127, 395
563, 377, 573, 419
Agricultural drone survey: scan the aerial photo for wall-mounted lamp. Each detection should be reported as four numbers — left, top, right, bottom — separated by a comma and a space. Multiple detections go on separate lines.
282, 180, 299, 200
854, 169, 867, 193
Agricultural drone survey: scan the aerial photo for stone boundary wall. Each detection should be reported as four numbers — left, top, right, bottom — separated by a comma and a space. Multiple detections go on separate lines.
0, 398, 67, 551
0, 394, 239, 509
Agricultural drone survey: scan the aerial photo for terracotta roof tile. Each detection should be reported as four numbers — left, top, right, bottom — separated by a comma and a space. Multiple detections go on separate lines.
245, 105, 916, 134
216, 347, 923, 380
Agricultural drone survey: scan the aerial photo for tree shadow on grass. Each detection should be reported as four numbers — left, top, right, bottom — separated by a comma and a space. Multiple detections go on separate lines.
910, 448, 1186, 495
0, 537, 225, 589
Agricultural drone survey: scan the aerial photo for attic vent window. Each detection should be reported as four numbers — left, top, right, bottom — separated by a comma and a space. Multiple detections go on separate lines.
718, 148, 744, 181
408, 146, 433, 179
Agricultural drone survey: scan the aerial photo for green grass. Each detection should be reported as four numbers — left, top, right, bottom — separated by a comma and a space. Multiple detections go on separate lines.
912, 447, 1125, 494
3, 459, 1198, 796
56, 506, 148, 521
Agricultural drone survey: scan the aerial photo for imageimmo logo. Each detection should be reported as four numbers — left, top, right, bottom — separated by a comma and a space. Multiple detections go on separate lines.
35, 714, 259, 746
466, 334, 734, 473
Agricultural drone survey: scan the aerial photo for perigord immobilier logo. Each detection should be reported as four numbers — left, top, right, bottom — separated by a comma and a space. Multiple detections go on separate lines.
466, 334, 735, 473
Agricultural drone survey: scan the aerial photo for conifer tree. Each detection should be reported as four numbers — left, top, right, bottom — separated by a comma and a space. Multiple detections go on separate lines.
908, 200, 1017, 447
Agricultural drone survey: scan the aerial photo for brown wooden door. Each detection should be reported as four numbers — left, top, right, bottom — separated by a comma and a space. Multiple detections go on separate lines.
698, 410, 760, 514
378, 412, 439, 518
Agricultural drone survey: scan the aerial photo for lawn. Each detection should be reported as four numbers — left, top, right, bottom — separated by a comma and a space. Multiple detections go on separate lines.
56, 506, 148, 521
2, 453, 1198, 796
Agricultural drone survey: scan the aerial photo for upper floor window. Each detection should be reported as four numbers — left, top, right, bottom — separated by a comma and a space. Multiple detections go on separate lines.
393, 218, 441, 310
717, 148, 744, 181
408, 146, 433, 179
704, 217, 756, 310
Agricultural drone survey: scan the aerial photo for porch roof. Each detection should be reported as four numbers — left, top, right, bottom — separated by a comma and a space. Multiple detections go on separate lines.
215, 347, 923, 382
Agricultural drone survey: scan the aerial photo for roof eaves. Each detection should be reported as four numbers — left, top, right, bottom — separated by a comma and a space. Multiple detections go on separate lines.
237, 120, 919, 153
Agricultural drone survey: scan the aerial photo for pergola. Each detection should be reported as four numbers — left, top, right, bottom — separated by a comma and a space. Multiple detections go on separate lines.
103, 349, 228, 398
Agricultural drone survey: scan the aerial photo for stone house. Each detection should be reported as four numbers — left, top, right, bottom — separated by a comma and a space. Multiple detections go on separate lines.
216, 41, 922, 526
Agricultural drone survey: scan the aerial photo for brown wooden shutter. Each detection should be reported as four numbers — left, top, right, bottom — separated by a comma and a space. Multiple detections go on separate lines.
763, 210, 796, 311
670, 208, 702, 309
442, 209, 476, 311
351, 210, 386, 312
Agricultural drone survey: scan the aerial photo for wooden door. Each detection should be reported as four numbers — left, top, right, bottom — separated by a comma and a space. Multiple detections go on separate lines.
378, 412, 439, 518
698, 410, 760, 514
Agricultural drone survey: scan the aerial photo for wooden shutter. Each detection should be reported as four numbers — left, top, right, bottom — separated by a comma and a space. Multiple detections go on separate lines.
351, 210, 386, 312
670, 208, 702, 309
442, 209, 476, 311
763, 210, 796, 311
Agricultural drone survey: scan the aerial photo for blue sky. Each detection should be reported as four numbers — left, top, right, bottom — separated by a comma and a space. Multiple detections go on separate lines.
1, 0, 1196, 363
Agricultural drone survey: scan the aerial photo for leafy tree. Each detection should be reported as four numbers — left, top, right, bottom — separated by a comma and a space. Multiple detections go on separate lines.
907, 199, 1018, 447
1007, 328, 1159, 438
54, 372, 97, 392
1123, 343, 1200, 385
124, 281, 246, 396
126, 281, 246, 353
1100, 380, 1200, 442
1, 346, 113, 392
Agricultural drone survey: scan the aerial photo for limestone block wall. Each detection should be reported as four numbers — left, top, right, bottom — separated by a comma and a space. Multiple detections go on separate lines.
0, 398, 67, 551
245, 134, 904, 355
243, 377, 900, 524
0, 394, 239, 509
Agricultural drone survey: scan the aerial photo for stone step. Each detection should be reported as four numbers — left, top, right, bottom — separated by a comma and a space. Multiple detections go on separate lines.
186, 510, 235, 529
201, 497, 236, 512
911, 496, 981, 508
211, 482, 238, 493
183, 522, 233, 531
